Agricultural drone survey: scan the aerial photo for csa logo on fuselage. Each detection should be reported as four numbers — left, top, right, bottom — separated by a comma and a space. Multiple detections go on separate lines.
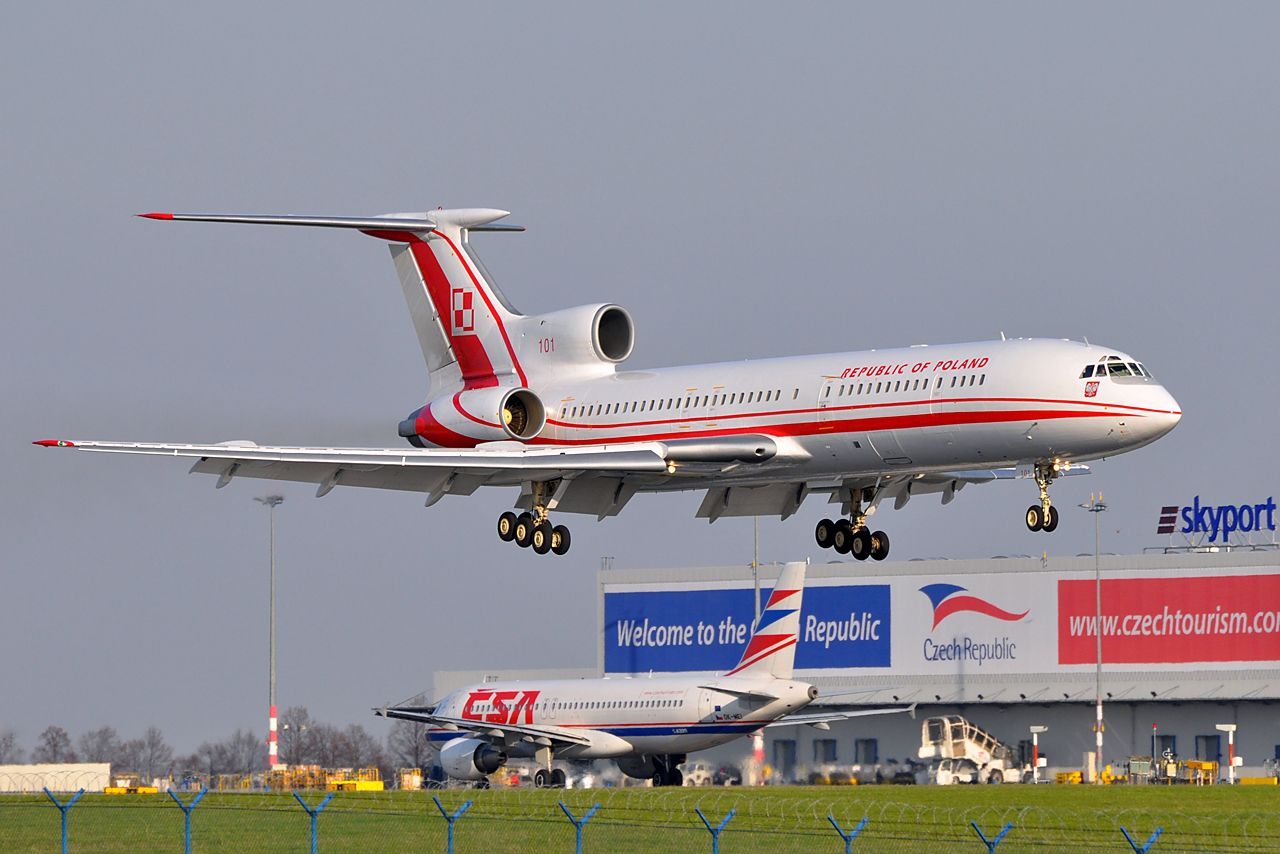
460, 689, 539, 725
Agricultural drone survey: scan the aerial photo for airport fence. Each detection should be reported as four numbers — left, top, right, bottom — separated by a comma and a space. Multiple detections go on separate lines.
2, 784, 1279, 853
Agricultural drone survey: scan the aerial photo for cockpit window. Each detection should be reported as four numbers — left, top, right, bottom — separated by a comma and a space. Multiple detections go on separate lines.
1095, 364, 1108, 376
1139, 363, 1154, 379
1080, 365, 1095, 378
1108, 363, 1132, 377
1127, 362, 1143, 376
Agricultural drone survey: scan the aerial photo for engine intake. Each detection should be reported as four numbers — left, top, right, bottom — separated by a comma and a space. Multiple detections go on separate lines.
402, 386, 547, 447
439, 737, 508, 781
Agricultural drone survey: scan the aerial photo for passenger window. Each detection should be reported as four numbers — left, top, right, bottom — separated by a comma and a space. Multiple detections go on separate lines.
793, 389, 799, 399
958, 376, 966, 387
950, 376, 957, 388
875, 382, 882, 393
935, 377, 942, 389
979, 374, 986, 385
857, 383, 863, 394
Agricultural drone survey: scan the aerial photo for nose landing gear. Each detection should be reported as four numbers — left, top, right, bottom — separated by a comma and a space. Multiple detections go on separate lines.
1025, 461, 1062, 532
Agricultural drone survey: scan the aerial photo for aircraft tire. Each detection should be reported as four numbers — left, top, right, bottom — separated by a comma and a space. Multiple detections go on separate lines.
815, 518, 836, 549
550, 768, 566, 788
515, 517, 535, 548
532, 521, 554, 555
534, 769, 549, 788
651, 769, 666, 787
1042, 505, 1060, 532
551, 525, 571, 555
1025, 505, 1044, 531
497, 511, 518, 542
833, 520, 853, 554
669, 768, 683, 786
870, 530, 890, 561
850, 527, 872, 561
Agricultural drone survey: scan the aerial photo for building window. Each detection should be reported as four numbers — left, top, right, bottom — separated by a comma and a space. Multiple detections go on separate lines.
854, 738, 878, 764
1156, 734, 1177, 759
813, 739, 838, 763
773, 740, 797, 780
1195, 735, 1221, 762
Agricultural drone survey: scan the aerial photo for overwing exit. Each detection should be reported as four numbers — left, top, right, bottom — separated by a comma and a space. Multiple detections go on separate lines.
36, 207, 1182, 557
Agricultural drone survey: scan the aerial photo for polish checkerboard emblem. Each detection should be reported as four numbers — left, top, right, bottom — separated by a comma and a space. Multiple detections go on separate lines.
1084, 381, 1099, 398
452, 288, 475, 334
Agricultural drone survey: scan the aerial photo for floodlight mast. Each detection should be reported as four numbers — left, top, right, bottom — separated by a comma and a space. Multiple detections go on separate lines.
255, 494, 285, 767
1079, 494, 1108, 783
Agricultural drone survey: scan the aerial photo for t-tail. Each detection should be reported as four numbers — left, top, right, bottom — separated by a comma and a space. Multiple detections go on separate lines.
138, 208, 529, 394
722, 560, 807, 680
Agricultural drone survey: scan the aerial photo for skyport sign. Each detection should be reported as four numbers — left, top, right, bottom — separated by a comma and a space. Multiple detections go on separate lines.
1156, 496, 1277, 542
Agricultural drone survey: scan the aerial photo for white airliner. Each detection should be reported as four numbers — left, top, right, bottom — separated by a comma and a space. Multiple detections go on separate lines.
36, 208, 1182, 558
377, 561, 910, 787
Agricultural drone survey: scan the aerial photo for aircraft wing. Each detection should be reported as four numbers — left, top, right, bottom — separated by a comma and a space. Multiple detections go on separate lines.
374, 707, 594, 747
765, 703, 917, 729
34, 438, 676, 507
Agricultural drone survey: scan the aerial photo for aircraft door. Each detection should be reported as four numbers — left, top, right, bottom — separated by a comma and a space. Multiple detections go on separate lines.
546, 697, 559, 721
698, 689, 713, 722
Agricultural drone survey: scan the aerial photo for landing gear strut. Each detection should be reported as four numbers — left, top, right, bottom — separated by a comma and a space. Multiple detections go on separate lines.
815, 497, 889, 561
1025, 461, 1061, 533
497, 481, 572, 556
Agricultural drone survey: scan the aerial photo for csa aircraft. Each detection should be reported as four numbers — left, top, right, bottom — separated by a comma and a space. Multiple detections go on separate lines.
377, 561, 910, 787
36, 208, 1182, 558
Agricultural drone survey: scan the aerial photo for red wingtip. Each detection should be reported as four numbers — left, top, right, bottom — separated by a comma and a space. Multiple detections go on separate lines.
138, 212, 174, 220
33, 439, 75, 447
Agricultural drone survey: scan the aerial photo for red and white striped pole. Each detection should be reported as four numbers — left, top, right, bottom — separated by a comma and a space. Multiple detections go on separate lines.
256, 495, 284, 769
268, 704, 279, 766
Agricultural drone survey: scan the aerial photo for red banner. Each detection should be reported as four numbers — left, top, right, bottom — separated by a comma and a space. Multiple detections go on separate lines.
1058, 573, 1280, 664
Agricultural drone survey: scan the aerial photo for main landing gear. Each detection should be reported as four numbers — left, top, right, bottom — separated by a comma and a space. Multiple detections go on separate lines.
533, 768, 567, 788
497, 511, 571, 555
1025, 461, 1061, 533
651, 755, 685, 787
815, 514, 890, 561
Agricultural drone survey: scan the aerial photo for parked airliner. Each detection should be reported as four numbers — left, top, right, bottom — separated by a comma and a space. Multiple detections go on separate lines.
36, 208, 1182, 557
377, 561, 910, 786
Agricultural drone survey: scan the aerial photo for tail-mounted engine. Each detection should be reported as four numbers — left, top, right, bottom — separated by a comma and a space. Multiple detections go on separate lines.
439, 737, 508, 781
518, 303, 635, 379
400, 386, 546, 447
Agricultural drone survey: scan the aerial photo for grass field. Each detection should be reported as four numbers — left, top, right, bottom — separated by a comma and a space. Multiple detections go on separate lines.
2, 784, 1276, 852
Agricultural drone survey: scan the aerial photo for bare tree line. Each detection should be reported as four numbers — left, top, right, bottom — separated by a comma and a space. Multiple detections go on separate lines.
0, 702, 433, 782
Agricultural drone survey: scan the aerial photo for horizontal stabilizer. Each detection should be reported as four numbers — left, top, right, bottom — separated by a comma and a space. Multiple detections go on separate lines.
138, 209, 522, 233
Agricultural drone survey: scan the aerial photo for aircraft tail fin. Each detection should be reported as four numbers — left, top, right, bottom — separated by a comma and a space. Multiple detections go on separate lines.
722, 560, 807, 680
139, 209, 529, 393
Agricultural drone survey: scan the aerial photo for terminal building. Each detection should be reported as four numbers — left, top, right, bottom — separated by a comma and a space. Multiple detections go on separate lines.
435, 548, 1280, 781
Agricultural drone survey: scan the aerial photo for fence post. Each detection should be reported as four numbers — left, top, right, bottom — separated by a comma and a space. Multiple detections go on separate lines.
970, 821, 1014, 853
557, 801, 601, 854
42, 788, 84, 854
828, 815, 869, 853
432, 795, 473, 854
167, 787, 208, 854
293, 791, 337, 854
694, 806, 735, 854
1120, 826, 1164, 853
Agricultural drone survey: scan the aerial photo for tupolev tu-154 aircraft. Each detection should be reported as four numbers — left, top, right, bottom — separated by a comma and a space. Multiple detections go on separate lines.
35, 207, 1182, 558
376, 561, 912, 787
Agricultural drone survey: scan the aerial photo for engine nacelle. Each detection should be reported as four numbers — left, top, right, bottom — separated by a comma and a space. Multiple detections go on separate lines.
439, 737, 508, 781
615, 755, 657, 780
401, 386, 547, 447
521, 303, 634, 377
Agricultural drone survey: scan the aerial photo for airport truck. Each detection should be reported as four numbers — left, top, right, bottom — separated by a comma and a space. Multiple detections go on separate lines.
918, 715, 1027, 784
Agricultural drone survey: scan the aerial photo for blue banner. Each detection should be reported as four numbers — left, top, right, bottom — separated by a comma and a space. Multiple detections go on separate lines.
604, 584, 891, 673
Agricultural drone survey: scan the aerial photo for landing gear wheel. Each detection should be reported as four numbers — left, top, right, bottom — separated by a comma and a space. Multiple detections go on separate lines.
550, 768, 566, 788
497, 511, 518, 542
475, 778, 491, 789
833, 520, 853, 554
534, 768, 549, 788
850, 527, 873, 561
1025, 505, 1044, 532
869, 530, 890, 561
532, 521, 554, 555
551, 525, 571, 556
815, 518, 837, 550
669, 769, 683, 787
1042, 505, 1060, 532
651, 769, 667, 787
514, 515, 535, 548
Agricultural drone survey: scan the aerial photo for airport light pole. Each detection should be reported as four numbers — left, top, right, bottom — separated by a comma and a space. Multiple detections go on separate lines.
1079, 494, 1107, 783
1030, 725, 1048, 784
1216, 724, 1238, 784
255, 494, 285, 768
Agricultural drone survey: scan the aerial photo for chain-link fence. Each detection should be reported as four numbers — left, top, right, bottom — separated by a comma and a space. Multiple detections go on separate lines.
3, 785, 1278, 852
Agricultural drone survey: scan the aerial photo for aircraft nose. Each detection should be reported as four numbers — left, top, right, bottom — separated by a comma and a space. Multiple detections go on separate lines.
1151, 387, 1182, 436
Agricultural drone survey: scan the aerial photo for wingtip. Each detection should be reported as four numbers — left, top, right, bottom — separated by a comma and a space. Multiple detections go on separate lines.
33, 439, 75, 447
138, 212, 174, 220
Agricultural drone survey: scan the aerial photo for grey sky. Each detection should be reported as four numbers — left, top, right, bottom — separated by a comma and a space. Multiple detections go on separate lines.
3, 3, 1277, 754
